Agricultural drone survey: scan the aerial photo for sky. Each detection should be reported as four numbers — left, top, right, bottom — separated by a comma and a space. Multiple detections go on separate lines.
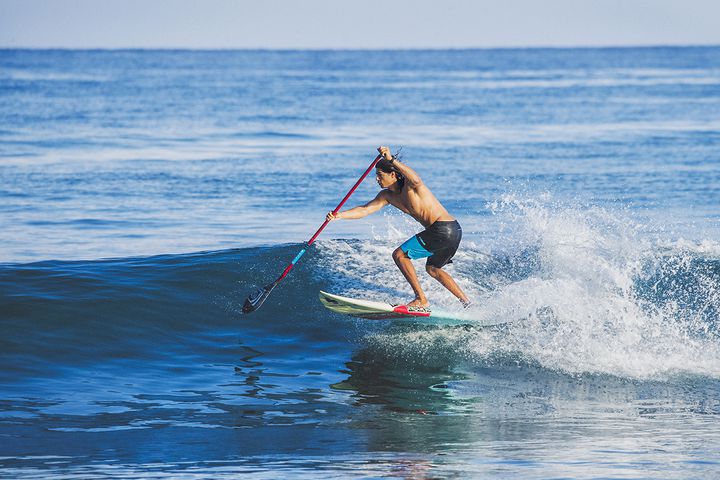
1, 0, 719, 49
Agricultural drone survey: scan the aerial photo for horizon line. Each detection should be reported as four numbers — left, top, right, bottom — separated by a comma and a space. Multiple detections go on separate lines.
2, 43, 720, 52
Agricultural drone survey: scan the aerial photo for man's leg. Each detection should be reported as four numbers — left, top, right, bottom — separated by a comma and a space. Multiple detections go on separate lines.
392, 247, 429, 307
426, 264, 470, 305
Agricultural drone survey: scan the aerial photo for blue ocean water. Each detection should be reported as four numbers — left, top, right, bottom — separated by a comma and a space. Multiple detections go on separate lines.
1, 48, 720, 478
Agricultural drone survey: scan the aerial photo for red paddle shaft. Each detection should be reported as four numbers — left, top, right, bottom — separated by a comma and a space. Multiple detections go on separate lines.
276, 154, 383, 282
243, 154, 384, 314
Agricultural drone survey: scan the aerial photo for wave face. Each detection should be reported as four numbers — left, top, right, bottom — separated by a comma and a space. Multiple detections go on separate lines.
3, 199, 720, 384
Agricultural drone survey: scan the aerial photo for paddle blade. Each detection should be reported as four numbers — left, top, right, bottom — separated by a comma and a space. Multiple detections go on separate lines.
242, 282, 277, 314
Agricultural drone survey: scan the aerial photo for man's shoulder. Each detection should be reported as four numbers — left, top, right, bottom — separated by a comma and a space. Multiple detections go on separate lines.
377, 188, 399, 205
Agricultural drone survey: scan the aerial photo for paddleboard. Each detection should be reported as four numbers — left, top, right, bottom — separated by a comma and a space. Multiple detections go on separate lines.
319, 290, 506, 327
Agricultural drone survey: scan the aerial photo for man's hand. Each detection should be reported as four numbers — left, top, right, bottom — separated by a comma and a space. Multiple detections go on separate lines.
377, 146, 393, 161
326, 211, 341, 221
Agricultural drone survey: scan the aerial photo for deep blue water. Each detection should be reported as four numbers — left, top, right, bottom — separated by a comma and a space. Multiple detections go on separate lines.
1, 48, 720, 478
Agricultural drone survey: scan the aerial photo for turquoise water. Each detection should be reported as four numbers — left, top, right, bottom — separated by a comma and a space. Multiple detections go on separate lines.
1, 48, 720, 478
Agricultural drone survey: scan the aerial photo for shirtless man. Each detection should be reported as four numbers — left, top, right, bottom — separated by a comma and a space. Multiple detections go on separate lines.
327, 146, 470, 309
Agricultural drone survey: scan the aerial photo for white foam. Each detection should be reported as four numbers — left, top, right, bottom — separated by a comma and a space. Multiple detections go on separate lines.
316, 196, 720, 380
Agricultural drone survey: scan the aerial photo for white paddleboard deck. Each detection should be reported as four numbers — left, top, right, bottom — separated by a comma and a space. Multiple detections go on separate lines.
319, 290, 506, 327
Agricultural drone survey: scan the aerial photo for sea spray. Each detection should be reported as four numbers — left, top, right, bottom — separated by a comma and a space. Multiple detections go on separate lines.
316, 196, 720, 380
488, 196, 720, 379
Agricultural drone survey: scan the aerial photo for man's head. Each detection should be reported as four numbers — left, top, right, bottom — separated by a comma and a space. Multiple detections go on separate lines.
375, 158, 405, 191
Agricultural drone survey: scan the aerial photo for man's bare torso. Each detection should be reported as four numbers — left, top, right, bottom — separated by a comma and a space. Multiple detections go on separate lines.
382, 182, 454, 228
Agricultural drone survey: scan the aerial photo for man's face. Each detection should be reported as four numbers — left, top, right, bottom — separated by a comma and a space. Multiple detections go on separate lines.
376, 169, 396, 189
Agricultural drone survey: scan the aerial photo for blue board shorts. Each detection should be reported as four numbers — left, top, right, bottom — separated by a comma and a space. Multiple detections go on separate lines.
400, 220, 462, 268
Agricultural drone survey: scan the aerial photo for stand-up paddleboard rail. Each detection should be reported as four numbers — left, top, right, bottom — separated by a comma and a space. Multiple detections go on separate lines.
319, 290, 508, 327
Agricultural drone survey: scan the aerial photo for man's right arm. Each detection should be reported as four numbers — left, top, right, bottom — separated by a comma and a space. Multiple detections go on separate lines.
327, 191, 389, 221
378, 146, 422, 188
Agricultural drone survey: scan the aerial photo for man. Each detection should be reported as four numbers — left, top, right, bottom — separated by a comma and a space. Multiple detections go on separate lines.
327, 146, 470, 310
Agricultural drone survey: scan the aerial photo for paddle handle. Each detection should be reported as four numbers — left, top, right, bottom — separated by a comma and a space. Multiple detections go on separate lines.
277, 154, 383, 281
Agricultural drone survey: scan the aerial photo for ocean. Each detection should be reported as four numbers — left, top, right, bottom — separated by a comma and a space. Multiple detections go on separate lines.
1, 47, 720, 478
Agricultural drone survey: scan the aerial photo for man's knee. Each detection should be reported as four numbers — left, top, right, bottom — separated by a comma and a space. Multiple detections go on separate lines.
392, 247, 407, 262
426, 264, 442, 277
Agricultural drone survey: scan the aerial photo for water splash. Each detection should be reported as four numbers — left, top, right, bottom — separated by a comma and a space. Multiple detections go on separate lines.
316, 196, 720, 380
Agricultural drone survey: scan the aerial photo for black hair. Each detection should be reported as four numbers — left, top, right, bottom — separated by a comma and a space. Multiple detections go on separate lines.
375, 149, 405, 190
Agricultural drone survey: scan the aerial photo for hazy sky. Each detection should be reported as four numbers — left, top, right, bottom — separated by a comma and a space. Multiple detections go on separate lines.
1, 0, 719, 49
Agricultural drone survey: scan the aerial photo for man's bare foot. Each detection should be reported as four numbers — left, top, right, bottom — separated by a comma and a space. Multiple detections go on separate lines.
407, 298, 430, 309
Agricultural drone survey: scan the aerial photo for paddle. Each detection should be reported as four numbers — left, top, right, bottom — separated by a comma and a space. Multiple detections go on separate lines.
242, 154, 383, 314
